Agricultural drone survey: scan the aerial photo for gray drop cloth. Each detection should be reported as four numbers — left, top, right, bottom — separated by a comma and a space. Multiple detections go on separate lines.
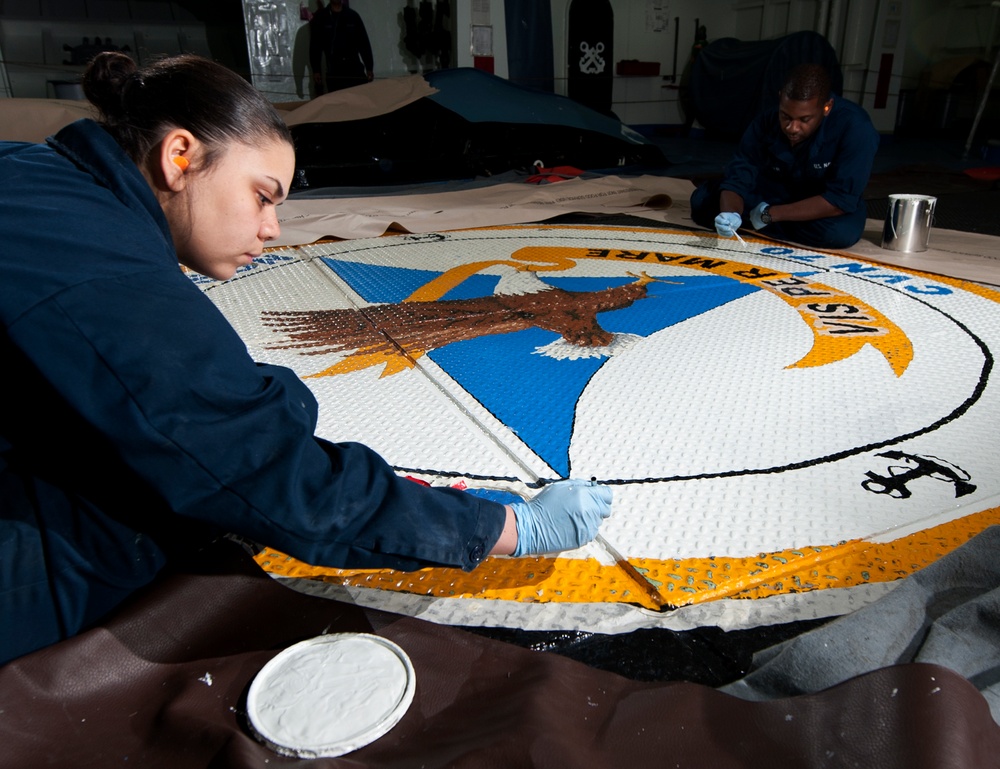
722, 525, 1000, 723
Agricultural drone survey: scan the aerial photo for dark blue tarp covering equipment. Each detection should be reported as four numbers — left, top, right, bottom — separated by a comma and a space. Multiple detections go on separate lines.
689, 30, 843, 141
291, 67, 665, 188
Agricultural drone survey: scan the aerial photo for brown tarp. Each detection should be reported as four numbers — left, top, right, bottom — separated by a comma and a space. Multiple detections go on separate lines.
1, 541, 998, 769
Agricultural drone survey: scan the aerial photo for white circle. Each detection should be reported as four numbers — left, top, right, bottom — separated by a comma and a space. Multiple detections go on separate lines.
247, 633, 416, 758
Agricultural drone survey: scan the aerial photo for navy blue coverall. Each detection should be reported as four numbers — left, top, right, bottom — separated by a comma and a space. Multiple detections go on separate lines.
0, 120, 504, 664
690, 95, 880, 249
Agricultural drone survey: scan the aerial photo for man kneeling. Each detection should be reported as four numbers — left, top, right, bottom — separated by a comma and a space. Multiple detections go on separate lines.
690, 63, 880, 250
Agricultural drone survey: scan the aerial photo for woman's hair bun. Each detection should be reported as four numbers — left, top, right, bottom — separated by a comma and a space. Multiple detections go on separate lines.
77, 52, 291, 167
82, 51, 138, 121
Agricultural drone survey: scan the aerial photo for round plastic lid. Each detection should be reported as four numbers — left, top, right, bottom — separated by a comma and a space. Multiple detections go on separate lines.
246, 633, 416, 758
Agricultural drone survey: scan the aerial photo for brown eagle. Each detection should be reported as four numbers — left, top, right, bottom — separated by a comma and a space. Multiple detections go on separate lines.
262, 270, 665, 378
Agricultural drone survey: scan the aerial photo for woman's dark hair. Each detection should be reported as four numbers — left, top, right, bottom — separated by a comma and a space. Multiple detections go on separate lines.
82, 52, 292, 168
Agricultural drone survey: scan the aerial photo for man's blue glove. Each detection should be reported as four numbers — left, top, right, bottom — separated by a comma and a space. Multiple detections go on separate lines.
511, 479, 613, 557
714, 211, 742, 237
749, 201, 772, 230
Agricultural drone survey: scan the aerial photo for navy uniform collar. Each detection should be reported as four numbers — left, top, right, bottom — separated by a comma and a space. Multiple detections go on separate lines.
47, 119, 174, 249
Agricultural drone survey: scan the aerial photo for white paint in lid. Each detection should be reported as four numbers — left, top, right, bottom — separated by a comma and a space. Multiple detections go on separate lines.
246, 633, 416, 758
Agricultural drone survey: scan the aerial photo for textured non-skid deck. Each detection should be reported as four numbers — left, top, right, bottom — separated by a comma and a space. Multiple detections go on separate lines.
198, 225, 1000, 632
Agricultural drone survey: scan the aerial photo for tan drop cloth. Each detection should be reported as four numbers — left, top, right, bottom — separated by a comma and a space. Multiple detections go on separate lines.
276, 175, 1000, 286
0, 98, 97, 143
274, 74, 437, 126
275, 174, 681, 243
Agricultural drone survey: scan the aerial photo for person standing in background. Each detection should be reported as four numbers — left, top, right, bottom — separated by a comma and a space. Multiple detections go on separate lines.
309, 0, 374, 93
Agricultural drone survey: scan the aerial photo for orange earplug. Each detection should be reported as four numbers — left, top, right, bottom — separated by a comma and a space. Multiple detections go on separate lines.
173, 156, 190, 171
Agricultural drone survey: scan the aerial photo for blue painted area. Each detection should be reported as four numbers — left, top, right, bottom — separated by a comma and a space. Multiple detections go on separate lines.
318, 260, 757, 475
440, 274, 499, 300
321, 259, 499, 302
463, 488, 524, 505
320, 259, 432, 303
430, 327, 600, 476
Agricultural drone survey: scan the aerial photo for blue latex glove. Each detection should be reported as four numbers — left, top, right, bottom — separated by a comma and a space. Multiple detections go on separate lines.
749, 201, 771, 230
714, 211, 742, 238
511, 479, 613, 557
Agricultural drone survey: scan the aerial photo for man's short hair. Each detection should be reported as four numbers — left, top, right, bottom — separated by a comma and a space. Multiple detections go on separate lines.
781, 63, 832, 103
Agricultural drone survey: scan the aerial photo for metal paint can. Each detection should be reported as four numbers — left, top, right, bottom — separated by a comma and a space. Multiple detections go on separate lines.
881, 194, 937, 253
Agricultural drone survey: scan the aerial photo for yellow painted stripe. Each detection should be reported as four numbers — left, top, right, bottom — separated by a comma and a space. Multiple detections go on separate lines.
256, 504, 1000, 610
